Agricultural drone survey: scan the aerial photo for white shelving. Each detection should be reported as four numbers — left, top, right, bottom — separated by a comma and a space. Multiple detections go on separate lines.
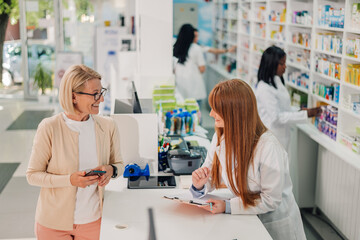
285, 81, 309, 94
287, 43, 311, 50
311, 94, 339, 108
288, 23, 312, 29
342, 81, 360, 91
212, 1, 360, 238
287, 62, 310, 72
340, 107, 360, 121
212, 0, 360, 161
313, 49, 343, 58
212, 0, 239, 78
313, 72, 340, 84
343, 55, 360, 62
315, 25, 344, 32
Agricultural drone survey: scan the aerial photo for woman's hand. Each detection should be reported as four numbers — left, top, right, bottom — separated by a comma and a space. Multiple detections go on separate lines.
192, 167, 210, 190
227, 46, 236, 53
305, 107, 322, 118
200, 199, 226, 214
70, 171, 99, 188
92, 165, 114, 187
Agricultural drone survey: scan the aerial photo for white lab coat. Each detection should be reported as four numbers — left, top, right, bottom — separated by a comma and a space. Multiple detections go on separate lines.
174, 43, 207, 100
255, 76, 308, 151
201, 131, 306, 240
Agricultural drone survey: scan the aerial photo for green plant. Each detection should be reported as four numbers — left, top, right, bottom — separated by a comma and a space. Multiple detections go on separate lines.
34, 62, 52, 95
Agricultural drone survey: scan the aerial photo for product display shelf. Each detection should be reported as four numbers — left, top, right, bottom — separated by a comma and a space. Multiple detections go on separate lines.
252, 35, 267, 41
208, 63, 237, 80
287, 43, 311, 50
212, 0, 360, 237
287, 62, 310, 72
238, 46, 250, 52
213, 1, 360, 163
313, 72, 341, 84
268, 21, 286, 25
252, 50, 263, 56
225, 53, 238, 60
311, 93, 339, 108
267, 38, 286, 44
288, 23, 312, 29
342, 81, 360, 91
313, 49, 343, 58
340, 107, 360, 120
346, 28, 360, 35
296, 123, 360, 166
343, 55, 360, 62
239, 32, 251, 37
212, 0, 239, 79
252, 19, 267, 24
315, 25, 345, 32
285, 80, 309, 94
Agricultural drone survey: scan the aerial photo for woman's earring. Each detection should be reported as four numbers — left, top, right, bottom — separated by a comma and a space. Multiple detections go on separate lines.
74, 101, 77, 104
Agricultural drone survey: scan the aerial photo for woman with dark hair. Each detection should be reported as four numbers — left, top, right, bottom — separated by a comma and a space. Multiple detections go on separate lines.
191, 79, 306, 240
173, 24, 235, 105
256, 46, 321, 151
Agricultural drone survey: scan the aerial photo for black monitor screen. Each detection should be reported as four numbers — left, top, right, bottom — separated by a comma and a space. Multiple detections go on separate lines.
132, 81, 142, 113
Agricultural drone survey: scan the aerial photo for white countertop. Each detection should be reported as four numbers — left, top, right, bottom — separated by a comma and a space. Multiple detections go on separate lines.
100, 177, 272, 240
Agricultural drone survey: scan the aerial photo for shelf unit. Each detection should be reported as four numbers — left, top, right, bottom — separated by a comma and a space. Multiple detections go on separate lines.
213, 0, 240, 79
212, 1, 360, 238
212, 0, 360, 155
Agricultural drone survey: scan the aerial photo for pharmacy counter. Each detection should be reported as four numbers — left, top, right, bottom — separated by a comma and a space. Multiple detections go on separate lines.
100, 177, 272, 240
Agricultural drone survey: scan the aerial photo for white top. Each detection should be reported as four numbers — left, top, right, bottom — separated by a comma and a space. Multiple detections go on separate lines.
255, 76, 308, 151
201, 131, 306, 240
62, 113, 101, 224
174, 43, 207, 100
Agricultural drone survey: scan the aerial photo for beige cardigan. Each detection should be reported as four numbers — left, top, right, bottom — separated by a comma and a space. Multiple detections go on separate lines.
26, 113, 124, 231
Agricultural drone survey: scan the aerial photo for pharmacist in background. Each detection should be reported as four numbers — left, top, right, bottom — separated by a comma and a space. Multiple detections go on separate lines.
255, 46, 321, 151
173, 24, 235, 107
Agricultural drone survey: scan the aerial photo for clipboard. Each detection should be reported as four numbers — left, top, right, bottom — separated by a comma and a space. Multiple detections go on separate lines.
163, 195, 210, 206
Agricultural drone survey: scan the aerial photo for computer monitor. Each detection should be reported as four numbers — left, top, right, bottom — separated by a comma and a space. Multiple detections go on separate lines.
114, 99, 133, 114
114, 98, 154, 114
132, 81, 142, 114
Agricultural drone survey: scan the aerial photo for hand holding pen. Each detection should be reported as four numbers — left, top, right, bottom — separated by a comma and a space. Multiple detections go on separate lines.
199, 199, 226, 214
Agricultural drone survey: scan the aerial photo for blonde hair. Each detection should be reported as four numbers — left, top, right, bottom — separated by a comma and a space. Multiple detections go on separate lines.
59, 64, 101, 115
209, 79, 267, 209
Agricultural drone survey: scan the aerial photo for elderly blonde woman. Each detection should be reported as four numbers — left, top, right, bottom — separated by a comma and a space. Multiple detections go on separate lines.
27, 64, 124, 240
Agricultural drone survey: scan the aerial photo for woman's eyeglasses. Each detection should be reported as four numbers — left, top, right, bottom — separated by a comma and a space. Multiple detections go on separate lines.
75, 88, 107, 101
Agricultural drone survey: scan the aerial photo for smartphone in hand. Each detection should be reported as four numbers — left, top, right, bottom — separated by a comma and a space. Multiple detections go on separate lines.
85, 170, 106, 177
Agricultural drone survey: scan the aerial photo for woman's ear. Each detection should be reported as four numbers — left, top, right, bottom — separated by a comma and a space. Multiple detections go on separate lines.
72, 92, 77, 104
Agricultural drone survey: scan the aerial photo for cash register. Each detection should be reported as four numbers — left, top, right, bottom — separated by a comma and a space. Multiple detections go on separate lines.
167, 135, 206, 175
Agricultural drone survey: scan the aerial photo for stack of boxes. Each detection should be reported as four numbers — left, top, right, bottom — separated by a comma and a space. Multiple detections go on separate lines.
314, 105, 338, 140
345, 64, 360, 86
152, 84, 176, 112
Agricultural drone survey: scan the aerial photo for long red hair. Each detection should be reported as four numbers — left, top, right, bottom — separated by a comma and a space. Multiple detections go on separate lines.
208, 79, 267, 208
